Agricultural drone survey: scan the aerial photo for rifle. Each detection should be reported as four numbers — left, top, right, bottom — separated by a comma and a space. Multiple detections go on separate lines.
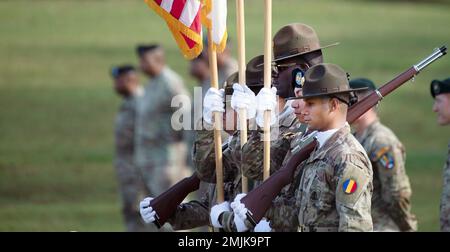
146, 141, 230, 228
240, 46, 447, 226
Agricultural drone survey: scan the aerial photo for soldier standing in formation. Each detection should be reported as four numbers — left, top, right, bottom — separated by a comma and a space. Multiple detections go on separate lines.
430, 78, 450, 232
134, 44, 190, 231
233, 63, 374, 232
350, 78, 417, 231
139, 55, 265, 231
233, 23, 337, 232
111, 65, 149, 231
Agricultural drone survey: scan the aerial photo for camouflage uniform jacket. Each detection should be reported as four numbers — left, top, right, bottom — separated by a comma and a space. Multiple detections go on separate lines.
193, 124, 244, 200
242, 105, 305, 181
295, 125, 373, 232
134, 67, 188, 195
355, 120, 417, 231
441, 141, 450, 232
239, 107, 307, 232
115, 97, 137, 168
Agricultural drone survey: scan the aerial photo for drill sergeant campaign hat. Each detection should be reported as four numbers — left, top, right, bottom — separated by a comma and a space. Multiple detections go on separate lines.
223, 54, 266, 98
272, 23, 338, 62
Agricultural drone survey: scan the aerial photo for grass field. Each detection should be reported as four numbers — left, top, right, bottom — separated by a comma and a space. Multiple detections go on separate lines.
0, 0, 449, 231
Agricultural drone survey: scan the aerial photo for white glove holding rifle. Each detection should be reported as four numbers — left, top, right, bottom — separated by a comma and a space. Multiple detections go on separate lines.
230, 193, 252, 232
210, 201, 231, 228
139, 197, 156, 224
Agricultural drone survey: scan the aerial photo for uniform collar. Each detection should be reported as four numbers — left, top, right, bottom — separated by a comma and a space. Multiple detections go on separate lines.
316, 128, 339, 149
133, 86, 145, 97
307, 124, 351, 162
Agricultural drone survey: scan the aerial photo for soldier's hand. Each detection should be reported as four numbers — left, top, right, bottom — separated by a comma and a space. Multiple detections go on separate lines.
139, 197, 156, 224
203, 87, 225, 124
231, 83, 257, 119
210, 201, 231, 228
256, 87, 278, 127
254, 218, 272, 232
230, 193, 251, 232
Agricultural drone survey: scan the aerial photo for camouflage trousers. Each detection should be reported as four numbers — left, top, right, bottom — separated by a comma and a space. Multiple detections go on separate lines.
136, 142, 193, 232
115, 158, 157, 232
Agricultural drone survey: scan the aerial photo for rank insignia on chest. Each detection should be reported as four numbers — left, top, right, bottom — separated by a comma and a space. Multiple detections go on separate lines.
342, 179, 358, 194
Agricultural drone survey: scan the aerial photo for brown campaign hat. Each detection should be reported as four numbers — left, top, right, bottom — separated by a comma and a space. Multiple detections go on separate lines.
223, 55, 266, 97
273, 23, 338, 62
245, 54, 266, 85
289, 63, 367, 100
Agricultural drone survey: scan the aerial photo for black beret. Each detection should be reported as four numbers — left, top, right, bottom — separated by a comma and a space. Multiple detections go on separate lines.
111, 65, 135, 79
349, 78, 376, 91
136, 44, 161, 56
430, 77, 450, 98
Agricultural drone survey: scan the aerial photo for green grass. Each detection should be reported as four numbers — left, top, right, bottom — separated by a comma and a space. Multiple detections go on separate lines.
0, 0, 449, 231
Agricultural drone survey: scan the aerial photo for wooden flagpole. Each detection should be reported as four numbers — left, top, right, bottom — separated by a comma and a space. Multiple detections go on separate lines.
207, 29, 224, 203
263, 0, 272, 180
236, 0, 248, 193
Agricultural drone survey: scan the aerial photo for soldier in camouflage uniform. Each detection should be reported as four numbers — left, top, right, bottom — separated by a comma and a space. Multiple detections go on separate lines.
195, 56, 266, 231
111, 65, 148, 232
233, 63, 374, 232
138, 56, 264, 231
235, 23, 337, 232
430, 78, 450, 232
350, 78, 417, 232
134, 45, 190, 231
241, 23, 335, 181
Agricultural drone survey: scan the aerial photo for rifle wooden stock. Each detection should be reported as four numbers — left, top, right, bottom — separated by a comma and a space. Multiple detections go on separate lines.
241, 46, 447, 226
149, 173, 200, 228
241, 140, 317, 226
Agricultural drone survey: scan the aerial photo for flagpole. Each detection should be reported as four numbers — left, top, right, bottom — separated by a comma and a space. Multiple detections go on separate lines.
207, 29, 225, 203
236, 0, 248, 193
263, 0, 272, 181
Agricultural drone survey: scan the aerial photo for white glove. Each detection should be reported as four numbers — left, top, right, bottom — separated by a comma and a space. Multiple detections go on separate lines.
256, 87, 278, 127
230, 193, 250, 232
139, 197, 156, 224
233, 211, 250, 232
231, 83, 257, 119
210, 201, 231, 228
254, 218, 272, 232
230, 193, 247, 210
203, 87, 225, 124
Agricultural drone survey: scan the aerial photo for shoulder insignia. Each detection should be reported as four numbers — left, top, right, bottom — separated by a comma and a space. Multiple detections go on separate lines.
342, 179, 358, 194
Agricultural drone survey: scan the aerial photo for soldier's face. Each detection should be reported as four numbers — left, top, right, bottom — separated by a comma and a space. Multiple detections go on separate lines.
114, 77, 128, 97
291, 88, 306, 123
433, 94, 450, 126
302, 97, 332, 131
139, 52, 160, 77
114, 72, 139, 97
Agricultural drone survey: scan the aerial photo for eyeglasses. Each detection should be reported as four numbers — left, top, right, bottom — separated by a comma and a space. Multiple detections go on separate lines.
275, 62, 310, 72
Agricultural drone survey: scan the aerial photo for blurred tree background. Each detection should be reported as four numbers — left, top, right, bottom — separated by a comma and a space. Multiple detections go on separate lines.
0, 0, 449, 231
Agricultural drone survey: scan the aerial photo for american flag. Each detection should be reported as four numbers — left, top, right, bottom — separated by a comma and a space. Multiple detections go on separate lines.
145, 0, 203, 59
